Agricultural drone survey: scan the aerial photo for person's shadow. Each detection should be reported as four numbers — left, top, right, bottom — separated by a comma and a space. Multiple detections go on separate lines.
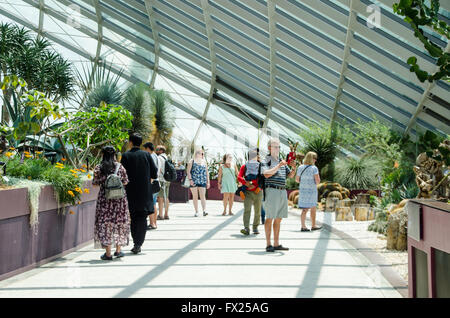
247, 251, 286, 256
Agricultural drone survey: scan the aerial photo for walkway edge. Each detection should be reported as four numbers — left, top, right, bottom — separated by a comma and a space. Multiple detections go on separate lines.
288, 209, 409, 298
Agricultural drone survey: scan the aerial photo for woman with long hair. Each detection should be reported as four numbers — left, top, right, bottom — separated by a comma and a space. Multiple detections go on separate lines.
186, 148, 209, 217
92, 146, 130, 260
295, 151, 321, 231
217, 153, 239, 216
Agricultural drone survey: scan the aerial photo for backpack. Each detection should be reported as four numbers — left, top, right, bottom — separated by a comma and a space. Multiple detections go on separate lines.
163, 157, 177, 182
105, 163, 125, 200
243, 161, 269, 197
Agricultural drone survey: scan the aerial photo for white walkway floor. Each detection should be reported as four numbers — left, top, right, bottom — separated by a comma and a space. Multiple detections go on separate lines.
0, 201, 402, 298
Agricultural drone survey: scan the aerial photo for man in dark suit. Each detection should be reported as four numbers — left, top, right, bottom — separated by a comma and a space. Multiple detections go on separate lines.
121, 133, 158, 254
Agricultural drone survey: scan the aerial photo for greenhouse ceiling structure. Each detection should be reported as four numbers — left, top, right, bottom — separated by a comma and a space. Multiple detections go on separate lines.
1, 0, 449, 160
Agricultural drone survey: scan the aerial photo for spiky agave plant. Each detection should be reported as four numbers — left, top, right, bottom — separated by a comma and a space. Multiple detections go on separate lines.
335, 157, 379, 190
150, 89, 174, 152
75, 60, 124, 110
122, 83, 153, 140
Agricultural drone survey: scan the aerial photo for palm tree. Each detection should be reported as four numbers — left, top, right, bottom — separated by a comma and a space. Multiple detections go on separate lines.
1, 23, 74, 122
150, 89, 174, 153
122, 82, 153, 139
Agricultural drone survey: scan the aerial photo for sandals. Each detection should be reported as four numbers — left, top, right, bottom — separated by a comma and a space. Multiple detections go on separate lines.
274, 245, 289, 251
301, 227, 311, 232
114, 251, 124, 258
228, 212, 234, 216
164, 215, 169, 220
157, 215, 163, 220
101, 253, 113, 261
222, 211, 227, 216
311, 226, 322, 231
266, 245, 275, 252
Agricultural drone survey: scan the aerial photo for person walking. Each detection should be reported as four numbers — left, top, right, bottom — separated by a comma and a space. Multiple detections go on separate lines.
120, 133, 158, 254
155, 145, 171, 220
217, 153, 238, 216
237, 148, 263, 236
143, 142, 160, 230
295, 151, 322, 231
92, 146, 130, 260
186, 149, 210, 217
262, 138, 296, 252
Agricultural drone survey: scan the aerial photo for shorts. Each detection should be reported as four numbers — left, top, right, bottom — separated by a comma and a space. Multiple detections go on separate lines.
157, 181, 170, 199
153, 193, 158, 205
190, 183, 206, 188
262, 188, 288, 219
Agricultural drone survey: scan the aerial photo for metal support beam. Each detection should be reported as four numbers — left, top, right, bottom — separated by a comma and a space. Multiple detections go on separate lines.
191, 0, 217, 149
263, 0, 276, 129
330, 0, 356, 126
404, 43, 450, 136
87, 0, 103, 92
144, 0, 159, 89
37, 0, 45, 39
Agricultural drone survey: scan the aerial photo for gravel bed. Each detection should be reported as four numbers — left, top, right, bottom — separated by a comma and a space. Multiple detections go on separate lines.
289, 207, 408, 283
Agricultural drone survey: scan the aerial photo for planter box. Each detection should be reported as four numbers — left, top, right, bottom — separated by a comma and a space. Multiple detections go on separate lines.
407, 199, 450, 298
0, 181, 99, 281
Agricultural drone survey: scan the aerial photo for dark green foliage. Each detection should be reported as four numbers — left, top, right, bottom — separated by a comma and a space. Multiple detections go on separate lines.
335, 157, 380, 189
85, 82, 123, 111
0, 23, 74, 102
121, 83, 153, 139
393, 0, 449, 82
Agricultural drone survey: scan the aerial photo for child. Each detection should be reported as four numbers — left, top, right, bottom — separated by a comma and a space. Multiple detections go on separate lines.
236, 149, 261, 199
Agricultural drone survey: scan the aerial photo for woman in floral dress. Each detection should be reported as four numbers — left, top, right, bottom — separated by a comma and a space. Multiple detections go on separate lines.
92, 146, 130, 260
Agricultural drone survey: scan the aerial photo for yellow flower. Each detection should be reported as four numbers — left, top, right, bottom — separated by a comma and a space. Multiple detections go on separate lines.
9, 147, 15, 150
5, 152, 13, 158
394, 161, 399, 169
78, 201, 82, 205
84, 188, 90, 194
70, 169, 78, 174
82, 164, 87, 169
72, 174, 78, 178
75, 187, 82, 193
80, 169, 86, 173
69, 210, 75, 215
24, 151, 30, 155
87, 174, 92, 179
68, 190, 75, 197
25, 154, 32, 158
55, 165, 64, 169
61, 158, 66, 161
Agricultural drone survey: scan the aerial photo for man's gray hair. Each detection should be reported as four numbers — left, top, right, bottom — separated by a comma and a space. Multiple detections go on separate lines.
267, 138, 280, 149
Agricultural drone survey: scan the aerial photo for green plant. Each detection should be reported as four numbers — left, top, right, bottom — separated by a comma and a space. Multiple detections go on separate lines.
335, 157, 380, 189
75, 60, 124, 109
150, 89, 174, 153
298, 120, 354, 180
60, 102, 133, 166
393, 0, 449, 82
0, 23, 74, 123
368, 210, 388, 234
122, 82, 153, 140
85, 82, 124, 111
0, 152, 84, 206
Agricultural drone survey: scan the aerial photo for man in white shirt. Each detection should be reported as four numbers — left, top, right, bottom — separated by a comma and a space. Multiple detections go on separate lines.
156, 145, 171, 220
143, 142, 159, 229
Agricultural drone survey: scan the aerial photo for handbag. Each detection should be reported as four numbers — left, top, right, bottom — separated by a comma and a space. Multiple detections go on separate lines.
152, 179, 161, 193
182, 175, 191, 188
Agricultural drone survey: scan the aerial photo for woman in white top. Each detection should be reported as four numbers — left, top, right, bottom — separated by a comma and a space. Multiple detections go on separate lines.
186, 149, 210, 217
